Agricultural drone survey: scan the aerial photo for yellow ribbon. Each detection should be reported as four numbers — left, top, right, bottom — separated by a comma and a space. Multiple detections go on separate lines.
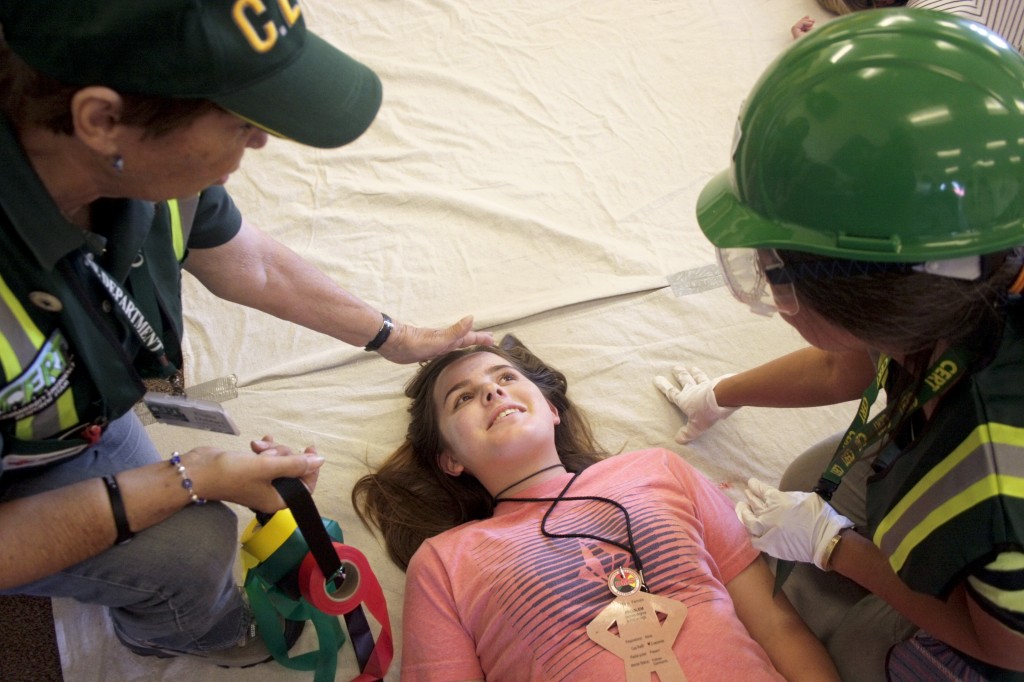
240, 509, 299, 573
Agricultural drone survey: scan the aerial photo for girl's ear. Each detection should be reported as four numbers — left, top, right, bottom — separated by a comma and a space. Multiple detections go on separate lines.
548, 400, 561, 425
439, 450, 465, 477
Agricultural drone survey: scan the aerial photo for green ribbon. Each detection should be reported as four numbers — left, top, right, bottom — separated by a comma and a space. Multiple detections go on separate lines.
244, 517, 348, 682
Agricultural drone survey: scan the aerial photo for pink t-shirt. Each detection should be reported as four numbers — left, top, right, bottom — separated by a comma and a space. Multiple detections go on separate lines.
401, 448, 784, 681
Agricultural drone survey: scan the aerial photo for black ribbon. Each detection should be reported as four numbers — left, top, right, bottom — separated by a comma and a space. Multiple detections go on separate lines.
270, 478, 379, 680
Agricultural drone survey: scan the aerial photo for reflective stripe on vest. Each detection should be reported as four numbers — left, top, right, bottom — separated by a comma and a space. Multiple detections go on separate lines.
168, 199, 184, 261
873, 422, 1024, 573
1, 196, 196, 450
0, 273, 79, 441
166, 195, 200, 262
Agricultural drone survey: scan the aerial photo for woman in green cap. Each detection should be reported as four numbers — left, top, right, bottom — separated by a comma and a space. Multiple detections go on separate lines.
0, 0, 490, 670
658, 9, 1024, 681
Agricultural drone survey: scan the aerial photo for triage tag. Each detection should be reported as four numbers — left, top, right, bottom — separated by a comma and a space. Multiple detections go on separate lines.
143, 391, 239, 435
586, 572, 688, 682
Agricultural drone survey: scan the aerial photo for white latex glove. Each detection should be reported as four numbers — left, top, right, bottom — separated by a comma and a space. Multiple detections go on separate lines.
735, 478, 854, 570
653, 366, 738, 443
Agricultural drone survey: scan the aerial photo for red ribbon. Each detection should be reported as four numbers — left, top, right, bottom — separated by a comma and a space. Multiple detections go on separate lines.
298, 542, 394, 681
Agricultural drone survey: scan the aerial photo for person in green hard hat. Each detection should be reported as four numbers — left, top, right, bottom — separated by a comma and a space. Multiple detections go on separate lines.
0, 0, 491, 670
655, 9, 1024, 681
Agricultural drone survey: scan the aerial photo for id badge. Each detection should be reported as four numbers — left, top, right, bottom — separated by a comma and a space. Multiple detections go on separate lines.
142, 391, 239, 435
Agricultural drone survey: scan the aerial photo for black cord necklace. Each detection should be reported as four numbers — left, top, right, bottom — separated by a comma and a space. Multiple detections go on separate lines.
495, 470, 648, 590
491, 463, 566, 500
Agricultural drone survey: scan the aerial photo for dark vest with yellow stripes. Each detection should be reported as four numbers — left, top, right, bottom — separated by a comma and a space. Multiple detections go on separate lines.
0, 198, 195, 470
867, 301, 1024, 680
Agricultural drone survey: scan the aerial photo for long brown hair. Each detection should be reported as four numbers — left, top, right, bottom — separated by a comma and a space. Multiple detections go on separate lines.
352, 334, 606, 570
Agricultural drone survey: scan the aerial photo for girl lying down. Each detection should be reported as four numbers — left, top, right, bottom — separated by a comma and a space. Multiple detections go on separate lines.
353, 335, 837, 681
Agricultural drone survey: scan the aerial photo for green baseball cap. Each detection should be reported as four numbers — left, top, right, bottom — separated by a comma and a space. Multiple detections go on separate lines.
1, 0, 382, 149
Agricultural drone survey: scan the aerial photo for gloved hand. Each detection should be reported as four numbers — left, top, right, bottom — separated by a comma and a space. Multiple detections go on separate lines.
653, 366, 738, 443
735, 478, 854, 570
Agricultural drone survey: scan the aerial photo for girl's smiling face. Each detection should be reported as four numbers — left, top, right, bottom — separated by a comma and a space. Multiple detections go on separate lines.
433, 352, 561, 494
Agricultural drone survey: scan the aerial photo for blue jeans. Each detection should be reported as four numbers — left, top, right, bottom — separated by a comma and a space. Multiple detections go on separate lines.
0, 412, 249, 653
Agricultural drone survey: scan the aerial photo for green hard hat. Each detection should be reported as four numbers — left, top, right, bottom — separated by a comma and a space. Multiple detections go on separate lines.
697, 9, 1024, 262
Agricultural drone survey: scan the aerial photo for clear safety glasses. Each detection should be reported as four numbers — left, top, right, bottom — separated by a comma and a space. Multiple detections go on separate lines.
716, 247, 799, 317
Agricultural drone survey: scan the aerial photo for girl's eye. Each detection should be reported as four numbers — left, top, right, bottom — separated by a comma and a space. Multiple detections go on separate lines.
499, 372, 516, 382
454, 393, 472, 407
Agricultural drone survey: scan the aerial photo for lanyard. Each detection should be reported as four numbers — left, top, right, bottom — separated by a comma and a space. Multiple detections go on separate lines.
80, 251, 176, 375
813, 344, 973, 501
774, 344, 973, 594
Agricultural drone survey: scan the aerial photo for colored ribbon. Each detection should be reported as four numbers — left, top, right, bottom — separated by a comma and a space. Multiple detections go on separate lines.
298, 541, 394, 682
264, 475, 391, 675
243, 509, 348, 681
246, 572, 346, 682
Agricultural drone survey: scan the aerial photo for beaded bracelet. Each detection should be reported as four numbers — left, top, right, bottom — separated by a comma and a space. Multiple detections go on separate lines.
169, 452, 206, 505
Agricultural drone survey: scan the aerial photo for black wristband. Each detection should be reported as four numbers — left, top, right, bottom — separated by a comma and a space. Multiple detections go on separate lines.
363, 313, 393, 352
102, 474, 134, 545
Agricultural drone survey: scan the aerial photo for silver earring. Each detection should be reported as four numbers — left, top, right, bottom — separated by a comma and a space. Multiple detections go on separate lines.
111, 155, 124, 173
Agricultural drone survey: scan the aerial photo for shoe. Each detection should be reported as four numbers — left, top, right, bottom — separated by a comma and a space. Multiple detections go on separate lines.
117, 617, 306, 669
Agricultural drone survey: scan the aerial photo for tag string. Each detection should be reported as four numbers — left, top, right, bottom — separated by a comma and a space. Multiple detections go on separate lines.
495, 470, 648, 589
491, 463, 566, 501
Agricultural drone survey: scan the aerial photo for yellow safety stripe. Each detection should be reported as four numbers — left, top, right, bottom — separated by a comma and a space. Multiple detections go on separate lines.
55, 385, 78, 434
874, 424, 1013, 543
875, 423, 1024, 572
0, 273, 44, 367
0, 316, 20, 382
986, 551, 1024, 571
167, 199, 185, 261
0, 274, 80, 438
884, 474, 1024, 573
967, 551, 1024, 614
1, 274, 39, 439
